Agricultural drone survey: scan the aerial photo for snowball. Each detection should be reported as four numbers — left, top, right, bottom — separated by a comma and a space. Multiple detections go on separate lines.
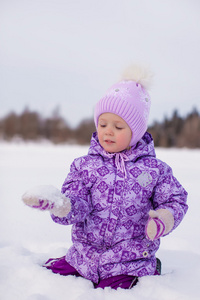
22, 185, 65, 208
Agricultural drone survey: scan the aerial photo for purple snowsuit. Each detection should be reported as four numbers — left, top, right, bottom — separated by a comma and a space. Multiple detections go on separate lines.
52, 132, 188, 284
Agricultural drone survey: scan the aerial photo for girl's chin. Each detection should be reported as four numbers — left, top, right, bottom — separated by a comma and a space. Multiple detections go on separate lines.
102, 143, 121, 153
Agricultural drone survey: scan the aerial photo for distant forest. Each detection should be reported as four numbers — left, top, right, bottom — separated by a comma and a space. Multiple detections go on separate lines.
0, 107, 200, 148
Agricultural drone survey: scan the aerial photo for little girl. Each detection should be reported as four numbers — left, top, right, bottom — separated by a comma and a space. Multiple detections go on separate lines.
23, 65, 188, 290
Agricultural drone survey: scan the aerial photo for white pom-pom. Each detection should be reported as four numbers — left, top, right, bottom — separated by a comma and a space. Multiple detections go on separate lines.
121, 64, 154, 91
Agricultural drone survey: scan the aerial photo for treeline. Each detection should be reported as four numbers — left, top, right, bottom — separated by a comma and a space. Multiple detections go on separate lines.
0, 108, 95, 145
0, 107, 200, 147
148, 108, 200, 148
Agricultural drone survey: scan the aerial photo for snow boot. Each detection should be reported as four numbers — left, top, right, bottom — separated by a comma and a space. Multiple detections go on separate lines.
156, 258, 162, 275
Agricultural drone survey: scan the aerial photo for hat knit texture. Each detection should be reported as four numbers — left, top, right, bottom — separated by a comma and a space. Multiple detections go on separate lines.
94, 65, 152, 147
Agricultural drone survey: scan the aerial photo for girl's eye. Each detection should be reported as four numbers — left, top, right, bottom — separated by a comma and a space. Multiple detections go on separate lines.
116, 127, 123, 130
100, 124, 106, 128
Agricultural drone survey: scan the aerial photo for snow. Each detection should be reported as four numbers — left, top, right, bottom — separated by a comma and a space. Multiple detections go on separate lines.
0, 142, 200, 300
22, 185, 67, 208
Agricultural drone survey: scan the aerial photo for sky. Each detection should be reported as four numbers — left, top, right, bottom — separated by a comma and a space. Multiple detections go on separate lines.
0, 0, 200, 128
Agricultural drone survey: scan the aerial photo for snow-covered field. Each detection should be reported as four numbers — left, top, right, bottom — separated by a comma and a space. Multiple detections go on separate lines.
0, 141, 199, 300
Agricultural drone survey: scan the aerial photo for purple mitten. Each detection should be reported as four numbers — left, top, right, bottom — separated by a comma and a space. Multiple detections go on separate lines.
145, 216, 165, 241
29, 199, 55, 210
145, 209, 174, 241
22, 185, 71, 217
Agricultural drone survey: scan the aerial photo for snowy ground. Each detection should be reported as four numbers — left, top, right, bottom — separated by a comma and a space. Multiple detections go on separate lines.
0, 141, 200, 300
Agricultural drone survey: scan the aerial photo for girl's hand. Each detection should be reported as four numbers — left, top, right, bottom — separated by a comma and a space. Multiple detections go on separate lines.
145, 209, 174, 241
22, 185, 71, 217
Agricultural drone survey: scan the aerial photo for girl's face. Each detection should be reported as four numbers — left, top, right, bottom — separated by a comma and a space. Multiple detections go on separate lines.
97, 113, 132, 153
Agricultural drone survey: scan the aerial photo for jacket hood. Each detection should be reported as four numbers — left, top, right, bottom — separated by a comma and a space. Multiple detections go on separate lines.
88, 132, 156, 163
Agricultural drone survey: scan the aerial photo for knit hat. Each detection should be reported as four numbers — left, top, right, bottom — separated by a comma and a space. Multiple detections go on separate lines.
94, 65, 152, 146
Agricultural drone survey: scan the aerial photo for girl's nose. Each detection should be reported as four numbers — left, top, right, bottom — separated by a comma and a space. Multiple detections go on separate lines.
105, 126, 114, 135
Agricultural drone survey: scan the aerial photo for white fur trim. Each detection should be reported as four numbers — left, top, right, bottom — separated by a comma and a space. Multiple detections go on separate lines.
121, 64, 154, 91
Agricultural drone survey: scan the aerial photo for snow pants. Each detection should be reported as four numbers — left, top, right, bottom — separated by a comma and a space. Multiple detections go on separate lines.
44, 256, 161, 290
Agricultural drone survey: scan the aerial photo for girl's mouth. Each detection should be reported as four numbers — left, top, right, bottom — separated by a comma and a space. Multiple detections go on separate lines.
105, 139, 115, 144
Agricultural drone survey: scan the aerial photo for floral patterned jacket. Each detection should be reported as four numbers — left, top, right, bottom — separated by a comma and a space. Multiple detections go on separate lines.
51, 132, 188, 283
